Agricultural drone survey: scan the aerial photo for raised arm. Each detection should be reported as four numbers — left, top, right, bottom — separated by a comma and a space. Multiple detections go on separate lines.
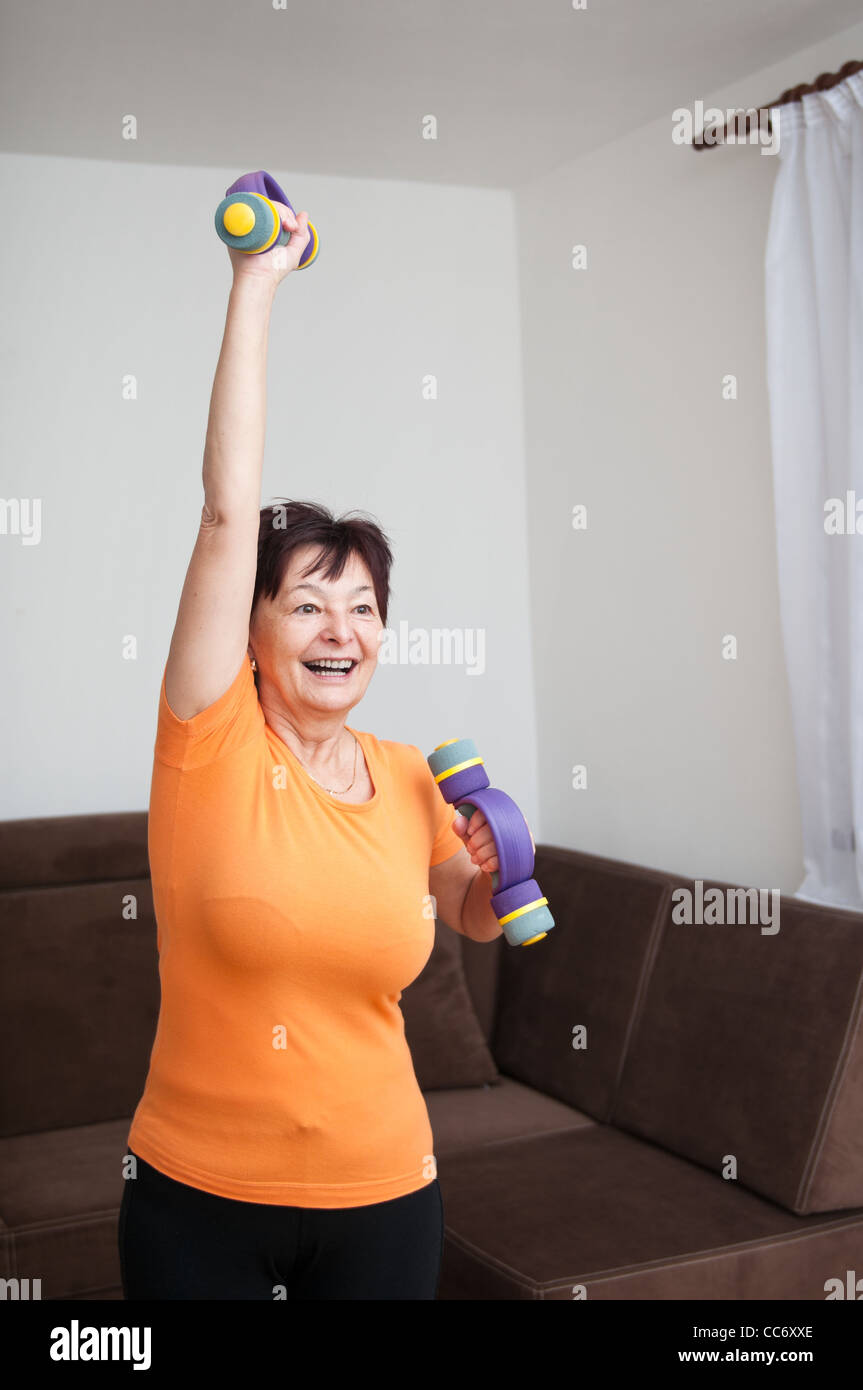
163, 205, 311, 720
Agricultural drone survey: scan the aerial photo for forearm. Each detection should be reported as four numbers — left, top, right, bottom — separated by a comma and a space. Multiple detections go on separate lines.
460, 868, 503, 943
201, 275, 276, 522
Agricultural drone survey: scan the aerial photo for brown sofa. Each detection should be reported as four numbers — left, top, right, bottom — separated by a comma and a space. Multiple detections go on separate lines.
1, 811, 862, 1300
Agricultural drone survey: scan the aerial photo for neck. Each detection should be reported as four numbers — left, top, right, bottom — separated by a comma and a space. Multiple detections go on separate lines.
257, 691, 351, 767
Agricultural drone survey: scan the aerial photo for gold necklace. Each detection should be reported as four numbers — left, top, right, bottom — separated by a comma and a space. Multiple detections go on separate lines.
293, 730, 359, 795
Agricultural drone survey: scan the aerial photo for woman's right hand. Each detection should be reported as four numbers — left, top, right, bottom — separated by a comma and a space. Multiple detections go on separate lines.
227, 202, 312, 287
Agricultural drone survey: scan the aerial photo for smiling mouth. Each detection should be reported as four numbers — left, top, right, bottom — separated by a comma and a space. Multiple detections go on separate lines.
301, 659, 359, 680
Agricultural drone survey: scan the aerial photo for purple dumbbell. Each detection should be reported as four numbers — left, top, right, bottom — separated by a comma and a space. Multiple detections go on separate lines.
427, 738, 555, 947
214, 170, 319, 268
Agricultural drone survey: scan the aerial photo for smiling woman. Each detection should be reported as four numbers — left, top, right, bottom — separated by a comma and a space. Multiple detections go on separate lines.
245, 500, 394, 796
119, 206, 483, 1304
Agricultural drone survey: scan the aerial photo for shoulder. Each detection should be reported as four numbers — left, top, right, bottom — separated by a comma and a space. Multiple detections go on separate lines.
156, 654, 263, 770
352, 731, 430, 779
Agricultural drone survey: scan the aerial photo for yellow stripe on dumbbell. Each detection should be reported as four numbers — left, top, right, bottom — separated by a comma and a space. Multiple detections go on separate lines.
433, 740, 461, 751
256, 194, 285, 251
520, 932, 548, 945
499, 897, 548, 927
433, 757, 485, 784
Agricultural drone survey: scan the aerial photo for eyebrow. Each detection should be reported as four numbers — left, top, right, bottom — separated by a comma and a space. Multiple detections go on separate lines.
288, 583, 373, 597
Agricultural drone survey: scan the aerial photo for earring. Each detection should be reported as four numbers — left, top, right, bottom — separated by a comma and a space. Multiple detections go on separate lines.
250, 657, 257, 670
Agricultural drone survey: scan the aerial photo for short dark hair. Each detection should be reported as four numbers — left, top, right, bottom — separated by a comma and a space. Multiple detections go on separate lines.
252, 499, 393, 628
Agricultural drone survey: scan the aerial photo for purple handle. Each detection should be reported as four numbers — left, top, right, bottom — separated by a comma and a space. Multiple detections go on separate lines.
225, 170, 296, 216
453, 787, 535, 892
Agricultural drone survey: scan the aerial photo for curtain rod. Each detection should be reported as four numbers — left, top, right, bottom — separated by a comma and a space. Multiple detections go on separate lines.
692, 57, 862, 150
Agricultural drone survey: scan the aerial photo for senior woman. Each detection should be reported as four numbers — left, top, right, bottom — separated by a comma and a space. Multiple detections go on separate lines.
118, 201, 515, 1301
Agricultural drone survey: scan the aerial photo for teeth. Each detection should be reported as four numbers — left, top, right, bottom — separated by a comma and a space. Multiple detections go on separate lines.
304, 659, 355, 670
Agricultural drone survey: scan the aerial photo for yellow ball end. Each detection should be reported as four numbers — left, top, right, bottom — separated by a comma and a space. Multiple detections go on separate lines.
223, 202, 256, 237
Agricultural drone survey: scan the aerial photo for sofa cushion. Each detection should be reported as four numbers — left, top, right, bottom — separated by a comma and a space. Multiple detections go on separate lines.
0, 879, 159, 1136
0, 1118, 129, 1299
401, 918, 500, 1089
610, 879, 863, 1215
490, 847, 670, 1121
426, 1075, 593, 1156
436, 1126, 863, 1299
458, 931, 503, 1046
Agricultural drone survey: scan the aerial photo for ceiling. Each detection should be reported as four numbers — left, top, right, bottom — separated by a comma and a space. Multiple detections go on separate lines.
1, 0, 860, 188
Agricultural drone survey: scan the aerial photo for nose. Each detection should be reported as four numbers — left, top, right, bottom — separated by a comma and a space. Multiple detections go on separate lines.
321, 613, 355, 644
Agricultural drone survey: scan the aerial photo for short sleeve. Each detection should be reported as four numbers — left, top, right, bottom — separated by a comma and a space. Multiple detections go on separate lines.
154, 656, 263, 770
423, 751, 464, 867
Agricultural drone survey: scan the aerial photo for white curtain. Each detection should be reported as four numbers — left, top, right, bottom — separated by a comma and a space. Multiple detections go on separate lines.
764, 70, 863, 909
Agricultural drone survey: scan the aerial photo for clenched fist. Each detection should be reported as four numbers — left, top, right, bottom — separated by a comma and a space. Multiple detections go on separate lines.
452, 807, 535, 876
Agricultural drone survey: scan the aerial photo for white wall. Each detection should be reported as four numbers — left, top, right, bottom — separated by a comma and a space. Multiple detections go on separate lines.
3, 20, 859, 896
517, 22, 863, 892
0, 157, 539, 825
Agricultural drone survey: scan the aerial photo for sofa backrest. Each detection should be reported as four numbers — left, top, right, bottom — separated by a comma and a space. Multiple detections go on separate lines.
610, 876, 863, 1216
493, 846, 863, 1216
491, 845, 671, 1121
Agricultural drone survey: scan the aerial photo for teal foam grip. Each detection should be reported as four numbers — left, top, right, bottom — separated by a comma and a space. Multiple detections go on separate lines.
214, 192, 288, 253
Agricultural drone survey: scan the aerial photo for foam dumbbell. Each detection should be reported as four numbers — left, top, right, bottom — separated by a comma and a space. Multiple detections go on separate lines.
214, 170, 320, 268
427, 738, 555, 947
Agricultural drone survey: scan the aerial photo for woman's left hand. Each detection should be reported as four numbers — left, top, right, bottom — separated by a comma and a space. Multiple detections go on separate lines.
452, 808, 535, 875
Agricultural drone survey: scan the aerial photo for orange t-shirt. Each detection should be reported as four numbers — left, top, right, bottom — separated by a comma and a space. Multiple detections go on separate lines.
126, 654, 463, 1208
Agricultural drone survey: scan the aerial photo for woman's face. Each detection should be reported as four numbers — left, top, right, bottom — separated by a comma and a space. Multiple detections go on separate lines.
248, 544, 383, 716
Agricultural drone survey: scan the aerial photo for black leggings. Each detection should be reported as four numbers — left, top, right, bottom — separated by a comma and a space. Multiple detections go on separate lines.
119, 1151, 444, 1300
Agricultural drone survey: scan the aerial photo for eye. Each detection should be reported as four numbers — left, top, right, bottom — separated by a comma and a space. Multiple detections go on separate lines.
294, 603, 375, 615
